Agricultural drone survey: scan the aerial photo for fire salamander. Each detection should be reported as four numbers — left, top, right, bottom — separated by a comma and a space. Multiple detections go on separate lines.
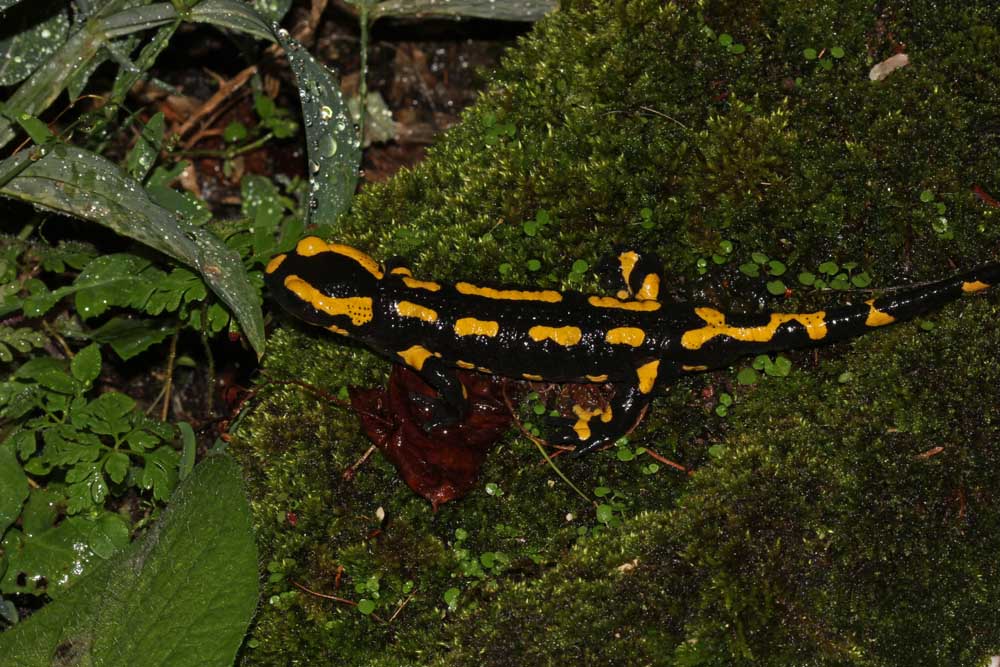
266, 237, 999, 456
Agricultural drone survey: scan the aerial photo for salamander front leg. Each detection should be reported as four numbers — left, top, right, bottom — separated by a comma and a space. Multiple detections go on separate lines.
396, 345, 468, 429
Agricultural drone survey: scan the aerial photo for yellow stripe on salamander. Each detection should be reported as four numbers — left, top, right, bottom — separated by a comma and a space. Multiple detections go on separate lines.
864, 299, 895, 327
284, 275, 373, 326
528, 325, 582, 346
680, 307, 828, 350
605, 327, 645, 347
402, 277, 442, 291
636, 360, 660, 394
962, 280, 990, 293
456, 282, 563, 302
295, 237, 383, 279
265, 254, 287, 274
395, 301, 438, 323
588, 296, 661, 312
397, 345, 437, 370
454, 318, 499, 337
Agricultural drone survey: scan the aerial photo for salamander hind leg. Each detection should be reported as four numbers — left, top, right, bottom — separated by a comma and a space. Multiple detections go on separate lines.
544, 384, 653, 457
599, 248, 663, 301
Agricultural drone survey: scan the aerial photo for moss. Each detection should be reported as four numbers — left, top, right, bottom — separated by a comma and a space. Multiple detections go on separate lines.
677, 299, 1000, 665
234, 0, 1000, 664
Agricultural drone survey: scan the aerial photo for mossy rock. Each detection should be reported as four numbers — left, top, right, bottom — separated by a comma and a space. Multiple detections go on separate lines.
232, 1, 1000, 664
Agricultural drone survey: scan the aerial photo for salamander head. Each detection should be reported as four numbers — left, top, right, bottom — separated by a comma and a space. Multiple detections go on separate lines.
265, 237, 382, 334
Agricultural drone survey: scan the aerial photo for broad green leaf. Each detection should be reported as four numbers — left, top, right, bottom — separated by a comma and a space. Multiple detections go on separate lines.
20, 488, 59, 537
71, 343, 102, 385
91, 316, 175, 360
0, 454, 259, 667
0, 515, 119, 597
187, 0, 277, 42
250, 0, 292, 22
0, 442, 28, 536
274, 27, 361, 228
0, 6, 70, 87
0, 145, 265, 357
370, 0, 556, 22
0, 0, 139, 148
97, 3, 178, 38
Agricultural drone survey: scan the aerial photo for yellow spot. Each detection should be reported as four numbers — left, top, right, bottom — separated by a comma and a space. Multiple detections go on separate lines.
586, 374, 609, 382
605, 327, 645, 347
962, 280, 990, 293
477, 366, 492, 374
295, 237, 383, 278
397, 345, 436, 370
616, 290, 630, 300
588, 295, 661, 311
681, 365, 708, 372
265, 254, 286, 274
864, 299, 896, 327
522, 373, 543, 381
619, 251, 639, 287
637, 274, 660, 301
402, 276, 441, 292
327, 325, 349, 336
636, 360, 660, 394
571, 405, 613, 441
454, 318, 499, 337
295, 236, 331, 256
680, 307, 828, 350
284, 275, 373, 326
395, 300, 438, 323
528, 325, 582, 346
390, 266, 412, 276
456, 360, 476, 369
456, 282, 562, 303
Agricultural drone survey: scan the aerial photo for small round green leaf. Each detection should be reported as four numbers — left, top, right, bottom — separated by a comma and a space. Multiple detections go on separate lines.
737, 367, 759, 385
766, 280, 787, 295
357, 599, 376, 615
851, 272, 872, 288
803, 47, 818, 60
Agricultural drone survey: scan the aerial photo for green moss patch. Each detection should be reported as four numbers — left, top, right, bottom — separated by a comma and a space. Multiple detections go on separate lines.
233, 1, 1000, 664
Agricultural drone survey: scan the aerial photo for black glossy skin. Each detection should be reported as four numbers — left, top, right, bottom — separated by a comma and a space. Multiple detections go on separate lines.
266, 237, 999, 455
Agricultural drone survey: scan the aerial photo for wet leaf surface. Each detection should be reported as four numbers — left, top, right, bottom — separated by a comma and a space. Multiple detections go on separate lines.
274, 26, 361, 230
